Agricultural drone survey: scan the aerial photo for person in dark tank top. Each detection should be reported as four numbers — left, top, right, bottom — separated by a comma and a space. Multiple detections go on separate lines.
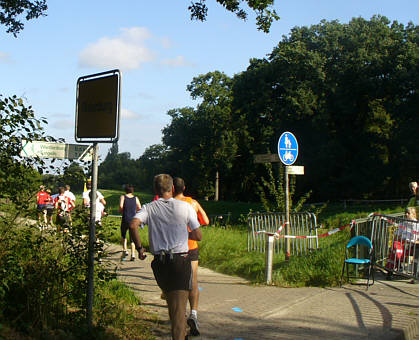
119, 184, 141, 260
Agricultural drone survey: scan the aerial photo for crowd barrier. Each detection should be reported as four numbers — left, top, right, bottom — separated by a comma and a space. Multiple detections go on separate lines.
247, 212, 319, 256
353, 213, 418, 280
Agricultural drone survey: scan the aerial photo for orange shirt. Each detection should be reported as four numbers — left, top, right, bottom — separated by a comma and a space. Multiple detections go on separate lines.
181, 196, 200, 250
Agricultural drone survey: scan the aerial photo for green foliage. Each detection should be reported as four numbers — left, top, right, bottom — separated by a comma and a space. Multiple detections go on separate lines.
256, 162, 313, 213
2, 0, 278, 37
0, 0, 47, 36
74, 17, 418, 204
232, 16, 418, 200
188, 0, 279, 33
0, 95, 57, 208
0, 204, 157, 339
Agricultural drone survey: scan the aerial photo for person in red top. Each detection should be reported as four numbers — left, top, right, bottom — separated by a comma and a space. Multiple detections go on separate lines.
173, 177, 209, 337
36, 185, 50, 226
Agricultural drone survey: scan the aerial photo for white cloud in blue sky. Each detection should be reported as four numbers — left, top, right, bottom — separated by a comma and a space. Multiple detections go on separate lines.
78, 27, 155, 71
52, 119, 73, 130
161, 55, 195, 68
0, 51, 12, 63
121, 108, 140, 119
1, 0, 418, 160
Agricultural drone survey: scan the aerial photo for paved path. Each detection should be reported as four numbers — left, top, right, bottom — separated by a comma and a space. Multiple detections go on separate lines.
106, 245, 419, 340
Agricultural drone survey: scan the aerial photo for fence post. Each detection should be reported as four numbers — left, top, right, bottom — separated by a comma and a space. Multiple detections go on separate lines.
265, 235, 274, 284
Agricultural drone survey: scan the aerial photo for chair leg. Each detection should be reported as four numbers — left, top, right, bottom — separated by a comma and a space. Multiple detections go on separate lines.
346, 262, 349, 283
340, 262, 346, 287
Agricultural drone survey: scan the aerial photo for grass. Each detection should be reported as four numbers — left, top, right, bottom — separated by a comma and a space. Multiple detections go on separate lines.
95, 189, 406, 287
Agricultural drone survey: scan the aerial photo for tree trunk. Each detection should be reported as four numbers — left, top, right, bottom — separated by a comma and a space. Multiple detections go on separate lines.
214, 170, 219, 201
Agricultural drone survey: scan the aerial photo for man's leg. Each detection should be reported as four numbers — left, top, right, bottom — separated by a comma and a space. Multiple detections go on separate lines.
187, 260, 200, 335
189, 260, 199, 312
166, 290, 189, 340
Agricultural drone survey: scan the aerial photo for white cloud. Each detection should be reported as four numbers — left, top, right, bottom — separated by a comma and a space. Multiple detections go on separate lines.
52, 119, 74, 130
0, 51, 12, 63
121, 108, 140, 119
136, 91, 153, 100
160, 37, 173, 49
78, 27, 155, 71
161, 55, 195, 68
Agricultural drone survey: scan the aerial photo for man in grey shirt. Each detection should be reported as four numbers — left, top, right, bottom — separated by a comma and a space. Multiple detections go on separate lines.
129, 174, 202, 340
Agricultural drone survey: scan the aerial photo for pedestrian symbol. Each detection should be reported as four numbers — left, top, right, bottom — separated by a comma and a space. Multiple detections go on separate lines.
278, 132, 298, 165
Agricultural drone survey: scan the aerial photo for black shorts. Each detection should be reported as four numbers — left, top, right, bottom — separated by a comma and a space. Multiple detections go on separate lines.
188, 248, 199, 261
120, 221, 130, 239
46, 207, 54, 216
56, 214, 69, 226
151, 254, 192, 292
37, 204, 47, 211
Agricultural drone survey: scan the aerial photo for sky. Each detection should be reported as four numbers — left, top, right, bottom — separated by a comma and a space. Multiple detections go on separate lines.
1, 0, 418, 162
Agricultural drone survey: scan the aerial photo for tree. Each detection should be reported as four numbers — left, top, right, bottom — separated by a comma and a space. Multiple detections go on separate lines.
0, 0, 47, 36
62, 162, 85, 192
0, 95, 54, 208
189, 0, 279, 33
1, 0, 278, 36
229, 16, 418, 200
162, 72, 238, 200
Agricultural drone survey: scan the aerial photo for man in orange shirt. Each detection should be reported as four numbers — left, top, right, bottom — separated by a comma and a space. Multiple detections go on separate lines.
173, 177, 209, 337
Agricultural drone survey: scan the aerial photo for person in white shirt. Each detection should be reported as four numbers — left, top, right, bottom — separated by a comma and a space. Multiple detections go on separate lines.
130, 174, 202, 340
82, 182, 106, 208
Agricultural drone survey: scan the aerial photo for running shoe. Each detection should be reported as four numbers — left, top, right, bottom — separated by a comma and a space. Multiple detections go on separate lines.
187, 314, 200, 336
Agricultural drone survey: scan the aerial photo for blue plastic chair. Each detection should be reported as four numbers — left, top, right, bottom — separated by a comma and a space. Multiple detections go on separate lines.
340, 236, 375, 289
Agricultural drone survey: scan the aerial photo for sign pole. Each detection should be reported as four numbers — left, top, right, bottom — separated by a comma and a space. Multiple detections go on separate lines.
87, 142, 99, 332
285, 165, 290, 260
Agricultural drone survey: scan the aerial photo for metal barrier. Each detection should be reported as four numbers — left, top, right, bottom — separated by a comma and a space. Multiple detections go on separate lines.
353, 213, 418, 280
247, 212, 319, 256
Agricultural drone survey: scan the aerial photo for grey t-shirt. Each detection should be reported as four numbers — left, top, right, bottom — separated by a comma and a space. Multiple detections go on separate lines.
135, 197, 200, 254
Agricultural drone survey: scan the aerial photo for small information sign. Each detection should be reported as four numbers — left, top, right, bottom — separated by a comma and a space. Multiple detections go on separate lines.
20, 141, 92, 161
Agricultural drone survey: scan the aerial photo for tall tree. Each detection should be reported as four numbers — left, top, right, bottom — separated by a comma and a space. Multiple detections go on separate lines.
162, 72, 238, 199
232, 16, 418, 200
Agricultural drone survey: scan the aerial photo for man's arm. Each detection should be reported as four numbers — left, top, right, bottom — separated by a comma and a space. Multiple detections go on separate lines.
189, 227, 202, 241
129, 217, 146, 260
195, 200, 209, 225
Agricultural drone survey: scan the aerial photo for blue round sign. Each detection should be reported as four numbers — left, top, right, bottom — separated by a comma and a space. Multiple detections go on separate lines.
278, 132, 298, 165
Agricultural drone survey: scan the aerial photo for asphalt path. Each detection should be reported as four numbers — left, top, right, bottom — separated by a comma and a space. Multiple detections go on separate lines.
105, 244, 419, 340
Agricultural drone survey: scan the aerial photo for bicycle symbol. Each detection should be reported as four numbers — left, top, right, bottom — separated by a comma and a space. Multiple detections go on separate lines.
283, 151, 294, 162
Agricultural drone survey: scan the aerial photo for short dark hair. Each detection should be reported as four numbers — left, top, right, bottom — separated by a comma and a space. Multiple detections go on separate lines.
58, 186, 65, 194
173, 177, 185, 195
124, 184, 134, 194
153, 174, 173, 196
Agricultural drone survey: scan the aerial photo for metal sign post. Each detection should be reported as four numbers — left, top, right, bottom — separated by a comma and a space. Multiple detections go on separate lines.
75, 69, 121, 333
278, 132, 299, 260
86, 143, 98, 330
